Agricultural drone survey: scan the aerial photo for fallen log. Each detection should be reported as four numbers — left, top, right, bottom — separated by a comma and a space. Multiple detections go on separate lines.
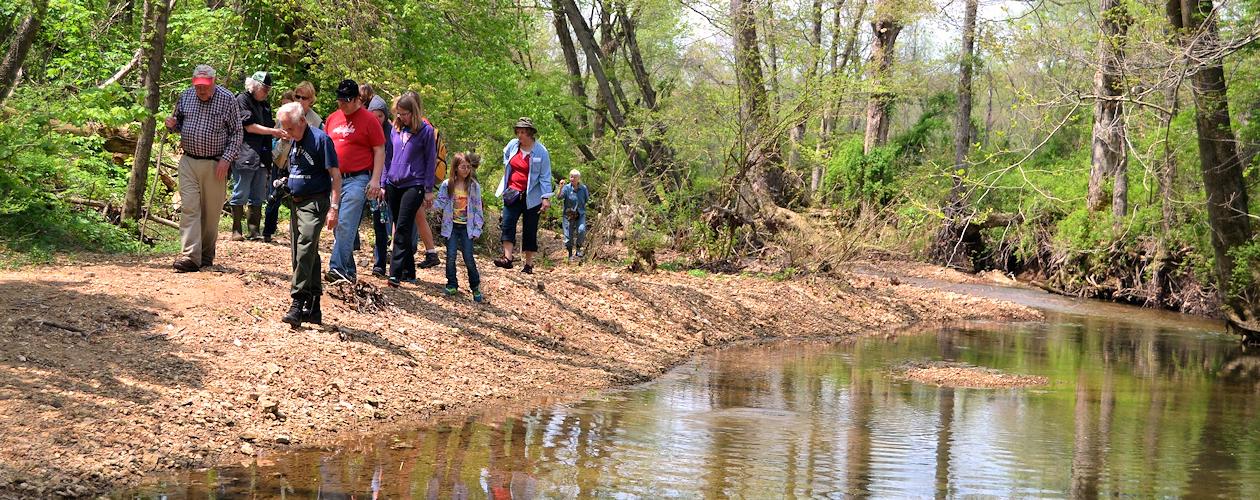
51, 120, 138, 155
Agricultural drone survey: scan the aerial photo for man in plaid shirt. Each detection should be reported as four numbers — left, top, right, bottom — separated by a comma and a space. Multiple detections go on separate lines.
164, 64, 243, 272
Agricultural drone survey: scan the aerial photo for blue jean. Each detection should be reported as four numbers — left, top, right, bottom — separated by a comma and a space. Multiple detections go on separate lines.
229, 167, 268, 206
329, 173, 370, 280
446, 224, 480, 290
563, 214, 587, 250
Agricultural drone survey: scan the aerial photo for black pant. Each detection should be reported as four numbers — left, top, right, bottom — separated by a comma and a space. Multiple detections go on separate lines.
263, 165, 282, 238
500, 196, 541, 252
386, 185, 424, 280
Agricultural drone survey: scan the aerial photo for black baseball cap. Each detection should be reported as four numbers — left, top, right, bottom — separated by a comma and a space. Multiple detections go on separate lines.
335, 79, 360, 100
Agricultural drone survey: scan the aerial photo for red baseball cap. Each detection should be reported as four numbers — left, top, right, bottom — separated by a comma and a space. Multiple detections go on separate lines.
192, 64, 216, 85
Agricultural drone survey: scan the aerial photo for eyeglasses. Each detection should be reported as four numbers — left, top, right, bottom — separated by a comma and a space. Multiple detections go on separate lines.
295, 95, 311, 101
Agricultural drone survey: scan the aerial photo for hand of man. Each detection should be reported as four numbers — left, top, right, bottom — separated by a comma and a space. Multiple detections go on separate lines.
423, 191, 435, 210
541, 198, 551, 211
215, 159, 231, 181
326, 207, 339, 230
368, 180, 383, 201
272, 127, 289, 139
164, 115, 178, 130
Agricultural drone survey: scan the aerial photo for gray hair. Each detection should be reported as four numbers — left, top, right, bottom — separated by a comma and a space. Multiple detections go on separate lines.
245, 77, 266, 93
569, 169, 581, 178
276, 102, 305, 126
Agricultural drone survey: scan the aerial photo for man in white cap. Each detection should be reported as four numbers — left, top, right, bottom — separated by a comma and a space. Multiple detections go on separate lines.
164, 64, 243, 272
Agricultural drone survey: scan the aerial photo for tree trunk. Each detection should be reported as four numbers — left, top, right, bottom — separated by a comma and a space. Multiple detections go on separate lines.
763, 0, 781, 113
0, 0, 49, 109
552, 2, 589, 134
1158, 86, 1178, 235
1168, 0, 1259, 338
1087, 0, 1131, 219
951, 0, 977, 200
862, 5, 902, 154
617, 4, 679, 188
122, 0, 175, 220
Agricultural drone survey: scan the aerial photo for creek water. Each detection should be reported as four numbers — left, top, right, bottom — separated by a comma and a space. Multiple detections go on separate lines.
119, 282, 1260, 498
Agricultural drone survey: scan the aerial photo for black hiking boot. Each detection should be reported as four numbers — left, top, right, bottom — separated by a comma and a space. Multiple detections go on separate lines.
302, 295, 322, 325
282, 298, 306, 328
418, 252, 441, 269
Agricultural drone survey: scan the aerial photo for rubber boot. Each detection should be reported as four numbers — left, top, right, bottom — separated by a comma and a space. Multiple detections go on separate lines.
246, 205, 262, 241
230, 205, 245, 241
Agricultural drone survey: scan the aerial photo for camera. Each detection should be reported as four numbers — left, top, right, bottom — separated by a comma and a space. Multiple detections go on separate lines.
268, 177, 291, 204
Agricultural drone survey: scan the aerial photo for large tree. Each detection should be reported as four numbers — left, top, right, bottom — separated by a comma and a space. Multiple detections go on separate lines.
0, 0, 49, 108
862, 0, 902, 153
122, 0, 175, 221
1086, 0, 1131, 220
929, 0, 979, 269
1167, 0, 1259, 339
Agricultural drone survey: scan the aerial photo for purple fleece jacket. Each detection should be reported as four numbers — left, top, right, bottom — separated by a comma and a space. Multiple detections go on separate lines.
383, 120, 437, 190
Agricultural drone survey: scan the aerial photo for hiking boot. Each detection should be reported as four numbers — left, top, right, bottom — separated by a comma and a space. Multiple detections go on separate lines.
246, 205, 262, 240
302, 295, 322, 325
388, 277, 400, 288
230, 205, 245, 241
521, 264, 534, 275
282, 298, 305, 328
262, 234, 273, 243
324, 269, 352, 284
418, 252, 441, 269
472, 287, 484, 303
493, 257, 513, 269
445, 286, 458, 296
173, 258, 199, 273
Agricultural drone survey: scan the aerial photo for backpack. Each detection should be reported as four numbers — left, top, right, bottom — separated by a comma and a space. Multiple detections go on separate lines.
424, 118, 448, 181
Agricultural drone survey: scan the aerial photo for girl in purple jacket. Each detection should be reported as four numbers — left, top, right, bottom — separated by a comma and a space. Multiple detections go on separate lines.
383, 91, 438, 286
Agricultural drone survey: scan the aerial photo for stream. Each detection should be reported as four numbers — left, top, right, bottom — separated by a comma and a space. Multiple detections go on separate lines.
118, 281, 1260, 498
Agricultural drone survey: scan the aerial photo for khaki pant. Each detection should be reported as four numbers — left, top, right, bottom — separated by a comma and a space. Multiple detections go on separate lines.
178, 155, 228, 266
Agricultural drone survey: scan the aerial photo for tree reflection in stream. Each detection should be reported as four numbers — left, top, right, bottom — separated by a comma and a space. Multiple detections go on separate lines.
121, 307, 1260, 498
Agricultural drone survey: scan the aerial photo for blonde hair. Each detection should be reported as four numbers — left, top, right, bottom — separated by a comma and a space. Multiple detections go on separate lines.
391, 91, 425, 130
450, 152, 480, 184
295, 81, 315, 98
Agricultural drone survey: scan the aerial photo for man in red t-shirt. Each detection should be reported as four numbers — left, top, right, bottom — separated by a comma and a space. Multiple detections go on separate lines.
324, 79, 386, 282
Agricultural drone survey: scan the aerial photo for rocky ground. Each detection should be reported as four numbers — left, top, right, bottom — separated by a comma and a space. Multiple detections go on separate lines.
0, 232, 1038, 498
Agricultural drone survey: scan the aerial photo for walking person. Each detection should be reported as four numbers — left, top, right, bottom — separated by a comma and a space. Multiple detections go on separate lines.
274, 102, 342, 327
231, 71, 286, 241
494, 117, 553, 274
164, 64, 243, 273
434, 153, 486, 302
559, 169, 590, 262
366, 94, 394, 279
383, 91, 437, 286
324, 79, 386, 283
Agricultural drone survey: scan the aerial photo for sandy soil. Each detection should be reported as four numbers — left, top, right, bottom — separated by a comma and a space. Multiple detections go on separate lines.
894, 360, 1049, 389
0, 234, 1038, 498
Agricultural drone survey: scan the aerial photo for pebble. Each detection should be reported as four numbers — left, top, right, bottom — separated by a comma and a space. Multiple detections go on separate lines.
240, 443, 254, 455
274, 435, 291, 445
17, 355, 27, 362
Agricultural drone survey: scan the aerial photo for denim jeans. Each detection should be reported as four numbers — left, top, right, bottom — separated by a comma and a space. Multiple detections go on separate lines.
328, 173, 370, 280
371, 199, 392, 273
562, 214, 587, 250
229, 167, 268, 206
446, 223, 481, 290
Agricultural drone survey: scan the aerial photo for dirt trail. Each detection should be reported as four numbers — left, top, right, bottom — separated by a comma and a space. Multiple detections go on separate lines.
0, 236, 1037, 498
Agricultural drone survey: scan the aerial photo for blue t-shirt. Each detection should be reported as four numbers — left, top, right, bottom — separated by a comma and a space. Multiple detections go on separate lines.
287, 125, 339, 196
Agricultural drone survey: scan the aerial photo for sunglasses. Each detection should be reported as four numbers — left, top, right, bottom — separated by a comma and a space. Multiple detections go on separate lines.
295, 95, 312, 101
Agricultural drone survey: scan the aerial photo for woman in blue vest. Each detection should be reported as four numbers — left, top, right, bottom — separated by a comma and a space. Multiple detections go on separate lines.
494, 117, 553, 275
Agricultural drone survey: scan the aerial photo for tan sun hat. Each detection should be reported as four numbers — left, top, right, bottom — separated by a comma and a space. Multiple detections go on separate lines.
513, 116, 536, 133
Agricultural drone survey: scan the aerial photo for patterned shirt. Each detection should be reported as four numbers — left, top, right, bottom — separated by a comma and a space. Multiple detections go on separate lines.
453, 183, 469, 224
171, 85, 243, 162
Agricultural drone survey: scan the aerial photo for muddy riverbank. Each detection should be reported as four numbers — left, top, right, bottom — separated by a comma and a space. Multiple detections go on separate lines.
0, 240, 1037, 498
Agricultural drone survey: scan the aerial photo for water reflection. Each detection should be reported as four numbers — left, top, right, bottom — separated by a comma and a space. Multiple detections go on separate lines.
120, 307, 1260, 499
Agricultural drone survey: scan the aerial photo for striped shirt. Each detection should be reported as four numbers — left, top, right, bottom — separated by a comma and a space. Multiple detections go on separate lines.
171, 85, 243, 162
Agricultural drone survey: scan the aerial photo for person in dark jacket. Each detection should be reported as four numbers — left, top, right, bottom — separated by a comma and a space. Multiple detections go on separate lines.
366, 93, 394, 278
231, 70, 287, 241
275, 102, 342, 326
382, 91, 438, 286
